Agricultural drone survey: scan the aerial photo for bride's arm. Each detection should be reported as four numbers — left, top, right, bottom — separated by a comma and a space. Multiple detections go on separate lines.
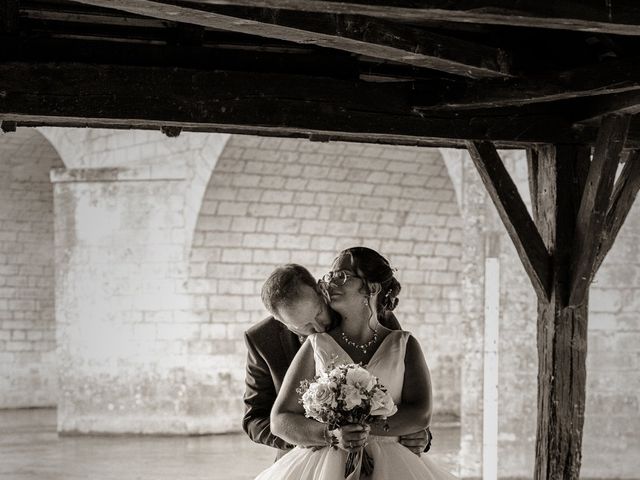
270, 339, 327, 447
370, 334, 432, 436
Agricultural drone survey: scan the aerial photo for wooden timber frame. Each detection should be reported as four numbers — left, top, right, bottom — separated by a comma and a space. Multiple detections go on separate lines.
3, 1, 640, 478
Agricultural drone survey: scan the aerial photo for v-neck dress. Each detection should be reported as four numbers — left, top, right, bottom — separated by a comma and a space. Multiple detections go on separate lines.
253, 330, 459, 480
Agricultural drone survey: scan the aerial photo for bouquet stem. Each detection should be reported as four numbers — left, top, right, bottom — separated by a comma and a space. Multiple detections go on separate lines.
344, 447, 374, 479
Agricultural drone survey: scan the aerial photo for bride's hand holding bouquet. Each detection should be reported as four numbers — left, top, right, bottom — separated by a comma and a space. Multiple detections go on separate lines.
297, 362, 397, 479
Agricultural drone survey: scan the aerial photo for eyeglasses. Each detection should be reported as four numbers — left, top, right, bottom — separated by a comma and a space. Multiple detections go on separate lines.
320, 270, 360, 286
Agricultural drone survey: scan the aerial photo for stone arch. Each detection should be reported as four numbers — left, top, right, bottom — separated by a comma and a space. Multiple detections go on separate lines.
0, 129, 64, 407
187, 135, 464, 428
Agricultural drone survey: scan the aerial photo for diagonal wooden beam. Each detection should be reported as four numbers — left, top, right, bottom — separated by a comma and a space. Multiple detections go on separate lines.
466, 141, 551, 300
569, 114, 631, 306
183, 0, 640, 36
592, 150, 640, 275
415, 57, 640, 110
67, 0, 510, 78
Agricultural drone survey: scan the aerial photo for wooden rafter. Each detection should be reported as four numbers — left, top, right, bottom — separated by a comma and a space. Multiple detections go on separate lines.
569, 114, 632, 306
67, 0, 510, 78
0, 62, 608, 147
180, 0, 640, 36
415, 57, 640, 110
592, 150, 640, 275
466, 141, 551, 300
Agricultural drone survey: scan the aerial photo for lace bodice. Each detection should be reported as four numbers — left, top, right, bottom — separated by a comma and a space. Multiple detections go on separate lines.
307, 330, 410, 405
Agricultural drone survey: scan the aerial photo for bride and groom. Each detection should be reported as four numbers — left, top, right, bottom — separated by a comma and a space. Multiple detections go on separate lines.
243, 246, 458, 479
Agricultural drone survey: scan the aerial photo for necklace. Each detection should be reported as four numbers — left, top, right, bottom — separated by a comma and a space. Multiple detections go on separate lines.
341, 329, 379, 355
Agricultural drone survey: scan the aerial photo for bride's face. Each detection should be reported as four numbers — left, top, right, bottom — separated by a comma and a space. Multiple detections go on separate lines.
326, 255, 366, 312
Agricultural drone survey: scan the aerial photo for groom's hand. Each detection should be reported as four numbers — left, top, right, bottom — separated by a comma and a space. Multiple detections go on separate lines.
399, 428, 432, 455
333, 424, 370, 453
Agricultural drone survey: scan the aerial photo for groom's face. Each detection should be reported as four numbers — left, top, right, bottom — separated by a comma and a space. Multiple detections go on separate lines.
276, 284, 331, 337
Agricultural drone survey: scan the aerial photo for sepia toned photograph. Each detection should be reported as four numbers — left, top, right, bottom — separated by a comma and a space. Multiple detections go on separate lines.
1, 2, 639, 480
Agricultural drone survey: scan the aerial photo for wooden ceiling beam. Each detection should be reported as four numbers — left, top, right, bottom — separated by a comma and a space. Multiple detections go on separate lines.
181, 0, 640, 36
67, 0, 510, 78
0, 62, 602, 146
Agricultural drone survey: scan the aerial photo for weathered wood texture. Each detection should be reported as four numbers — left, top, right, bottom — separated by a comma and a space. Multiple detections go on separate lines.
532, 145, 589, 480
0, 63, 602, 147
180, 0, 640, 36
415, 57, 640, 110
570, 114, 631, 306
68, 0, 511, 78
593, 150, 640, 274
466, 141, 551, 299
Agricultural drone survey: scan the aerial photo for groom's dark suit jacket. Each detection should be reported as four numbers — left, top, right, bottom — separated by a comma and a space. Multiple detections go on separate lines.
242, 313, 402, 459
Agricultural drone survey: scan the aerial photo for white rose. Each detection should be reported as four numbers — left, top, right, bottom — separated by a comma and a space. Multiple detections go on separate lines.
370, 389, 397, 417
345, 366, 376, 392
304, 382, 337, 411
340, 384, 365, 410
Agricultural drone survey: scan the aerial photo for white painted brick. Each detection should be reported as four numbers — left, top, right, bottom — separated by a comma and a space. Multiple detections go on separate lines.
220, 249, 252, 264
277, 234, 311, 250
242, 233, 277, 249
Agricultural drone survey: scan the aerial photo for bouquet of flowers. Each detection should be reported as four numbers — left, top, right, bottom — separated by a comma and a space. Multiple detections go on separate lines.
297, 362, 397, 479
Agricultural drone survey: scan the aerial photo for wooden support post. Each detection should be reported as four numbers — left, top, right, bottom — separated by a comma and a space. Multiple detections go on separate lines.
530, 145, 590, 480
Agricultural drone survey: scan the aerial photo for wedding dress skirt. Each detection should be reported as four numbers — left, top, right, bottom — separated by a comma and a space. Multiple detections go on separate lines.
254, 331, 458, 480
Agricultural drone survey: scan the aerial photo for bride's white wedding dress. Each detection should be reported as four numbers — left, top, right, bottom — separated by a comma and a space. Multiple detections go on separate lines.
254, 330, 459, 480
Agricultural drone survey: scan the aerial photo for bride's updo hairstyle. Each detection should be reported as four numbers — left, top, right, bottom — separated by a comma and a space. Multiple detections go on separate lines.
336, 246, 401, 316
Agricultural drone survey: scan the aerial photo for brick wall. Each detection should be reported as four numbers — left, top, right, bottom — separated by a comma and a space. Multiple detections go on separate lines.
0, 129, 63, 407
188, 135, 464, 424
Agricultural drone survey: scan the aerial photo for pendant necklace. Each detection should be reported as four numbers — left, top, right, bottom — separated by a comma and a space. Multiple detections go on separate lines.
341, 329, 379, 355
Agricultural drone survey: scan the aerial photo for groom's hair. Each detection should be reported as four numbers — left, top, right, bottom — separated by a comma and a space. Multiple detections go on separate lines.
261, 264, 317, 317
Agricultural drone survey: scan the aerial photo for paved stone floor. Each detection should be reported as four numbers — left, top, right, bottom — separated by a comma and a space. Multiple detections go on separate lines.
1, 409, 460, 480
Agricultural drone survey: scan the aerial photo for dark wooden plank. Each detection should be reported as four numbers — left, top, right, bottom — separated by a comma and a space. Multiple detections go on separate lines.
571, 90, 640, 124
533, 145, 588, 480
67, 0, 510, 78
415, 57, 640, 110
466, 140, 551, 300
179, 0, 640, 36
0, 36, 360, 78
569, 114, 631, 306
0, 62, 601, 146
592, 150, 640, 274
0, 0, 19, 34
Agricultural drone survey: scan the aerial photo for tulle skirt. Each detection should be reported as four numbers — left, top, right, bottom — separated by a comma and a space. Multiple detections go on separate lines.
254, 436, 458, 480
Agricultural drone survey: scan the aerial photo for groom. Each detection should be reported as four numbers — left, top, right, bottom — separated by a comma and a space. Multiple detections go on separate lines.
242, 263, 432, 460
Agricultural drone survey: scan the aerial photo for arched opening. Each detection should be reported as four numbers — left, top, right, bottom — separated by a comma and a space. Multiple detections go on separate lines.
187, 135, 464, 443
0, 129, 64, 408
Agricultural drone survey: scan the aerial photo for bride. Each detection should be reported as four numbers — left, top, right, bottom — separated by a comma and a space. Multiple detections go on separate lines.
254, 246, 458, 479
